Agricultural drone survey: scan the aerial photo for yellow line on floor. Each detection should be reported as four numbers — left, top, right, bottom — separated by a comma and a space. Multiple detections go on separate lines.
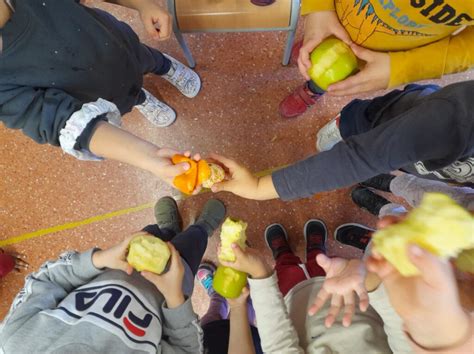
1, 165, 287, 247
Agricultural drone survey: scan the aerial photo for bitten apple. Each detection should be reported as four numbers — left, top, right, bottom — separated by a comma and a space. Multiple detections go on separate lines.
308, 38, 358, 91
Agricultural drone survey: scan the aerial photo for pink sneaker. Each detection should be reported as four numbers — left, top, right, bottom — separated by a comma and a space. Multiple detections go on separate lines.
196, 262, 217, 296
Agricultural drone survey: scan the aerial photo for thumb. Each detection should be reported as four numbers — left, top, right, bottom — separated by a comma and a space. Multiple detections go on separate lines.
142, 16, 160, 39
119, 261, 134, 275
350, 44, 373, 61
316, 254, 331, 272
333, 26, 352, 45
166, 162, 190, 176
211, 180, 234, 193
230, 243, 246, 260
141, 270, 160, 284
407, 245, 451, 286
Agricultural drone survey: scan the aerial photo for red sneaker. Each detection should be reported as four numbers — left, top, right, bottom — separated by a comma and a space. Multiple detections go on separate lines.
279, 83, 323, 118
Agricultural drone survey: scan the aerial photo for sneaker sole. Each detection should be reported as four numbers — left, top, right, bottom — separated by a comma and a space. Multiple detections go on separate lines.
196, 261, 217, 281
264, 223, 289, 251
334, 223, 375, 245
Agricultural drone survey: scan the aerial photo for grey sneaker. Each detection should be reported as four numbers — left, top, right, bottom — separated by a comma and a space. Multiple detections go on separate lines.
316, 114, 343, 152
135, 89, 176, 127
196, 199, 226, 237
154, 197, 181, 235
162, 54, 201, 98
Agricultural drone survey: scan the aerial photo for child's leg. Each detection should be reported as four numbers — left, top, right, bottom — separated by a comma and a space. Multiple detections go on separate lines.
247, 297, 257, 326
305, 249, 326, 278
274, 252, 307, 296
201, 292, 229, 326
137, 44, 171, 75
170, 225, 208, 276
389, 174, 474, 210
141, 224, 176, 242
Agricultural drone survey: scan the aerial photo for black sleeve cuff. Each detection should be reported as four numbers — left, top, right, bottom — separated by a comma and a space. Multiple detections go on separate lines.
74, 114, 108, 151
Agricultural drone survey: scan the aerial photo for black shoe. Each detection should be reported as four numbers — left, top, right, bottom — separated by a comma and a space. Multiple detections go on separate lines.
335, 223, 374, 251
304, 219, 327, 260
360, 174, 395, 193
196, 199, 226, 237
264, 224, 291, 260
154, 197, 181, 235
351, 186, 390, 216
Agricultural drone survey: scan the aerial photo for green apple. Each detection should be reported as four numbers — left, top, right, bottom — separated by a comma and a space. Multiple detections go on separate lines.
213, 265, 248, 299
308, 38, 358, 91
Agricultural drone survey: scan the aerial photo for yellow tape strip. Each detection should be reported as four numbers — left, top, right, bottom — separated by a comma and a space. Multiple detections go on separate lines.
0, 164, 290, 247
0, 203, 154, 247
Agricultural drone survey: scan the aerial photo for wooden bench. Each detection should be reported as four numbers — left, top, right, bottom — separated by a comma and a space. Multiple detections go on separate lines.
167, 0, 300, 67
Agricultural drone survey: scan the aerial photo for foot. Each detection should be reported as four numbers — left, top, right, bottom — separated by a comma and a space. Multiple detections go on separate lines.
335, 223, 374, 251
264, 223, 291, 260
135, 89, 176, 127
351, 186, 390, 217
196, 262, 216, 296
251, 0, 276, 6
304, 219, 327, 260
290, 39, 303, 66
279, 82, 323, 118
154, 197, 181, 235
161, 54, 201, 98
316, 114, 343, 152
196, 199, 226, 237
360, 174, 395, 193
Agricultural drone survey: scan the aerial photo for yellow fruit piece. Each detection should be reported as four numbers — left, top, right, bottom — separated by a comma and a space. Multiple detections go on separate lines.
455, 248, 474, 274
373, 193, 474, 276
127, 235, 171, 274
218, 218, 248, 262
202, 163, 225, 189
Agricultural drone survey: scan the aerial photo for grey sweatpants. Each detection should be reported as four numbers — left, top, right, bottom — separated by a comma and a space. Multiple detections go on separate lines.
379, 174, 474, 217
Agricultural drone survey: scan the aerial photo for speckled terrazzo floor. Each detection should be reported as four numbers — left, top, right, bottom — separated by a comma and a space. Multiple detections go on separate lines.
1, 1, 473, 319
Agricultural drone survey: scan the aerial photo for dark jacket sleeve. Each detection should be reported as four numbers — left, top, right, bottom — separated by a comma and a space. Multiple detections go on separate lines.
0, 84, 83, 146
272, 98, 466, 200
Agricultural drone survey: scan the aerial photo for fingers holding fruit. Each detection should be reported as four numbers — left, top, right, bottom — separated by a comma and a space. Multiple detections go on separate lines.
327, 45, 390, 96
171, 154, 226, 195
141, 243, 185, 306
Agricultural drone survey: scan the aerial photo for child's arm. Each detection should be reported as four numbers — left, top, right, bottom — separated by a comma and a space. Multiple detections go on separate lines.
220, 245, 304, 353
103, 0, 171, 40
140, 244, 203, 354
211, 92, 468, 201
388, 26, 474, 88
88, 121, 190, 186
0, 85, 189, 185
227, 289, 257, 354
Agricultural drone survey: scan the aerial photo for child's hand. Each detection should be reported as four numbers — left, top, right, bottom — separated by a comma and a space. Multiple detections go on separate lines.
92, 233, 138, 274
153, 148, 200, 187
208, 154, 260, 199
141, 243, 186, 308
220, 243, 272, 280
137, 2, 171, 41
308, 255, 369, 328
227, 287, 250, 310
299, 11, 352, 80
327, 44, 390, 96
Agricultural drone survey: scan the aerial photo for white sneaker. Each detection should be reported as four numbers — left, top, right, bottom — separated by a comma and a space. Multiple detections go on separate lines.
316, 114, 343, 152
135, 89, 176, 127
162, 54, 201, 98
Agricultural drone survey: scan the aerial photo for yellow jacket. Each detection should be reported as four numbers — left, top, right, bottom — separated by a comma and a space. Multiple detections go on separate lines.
301, 0, 474, 87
